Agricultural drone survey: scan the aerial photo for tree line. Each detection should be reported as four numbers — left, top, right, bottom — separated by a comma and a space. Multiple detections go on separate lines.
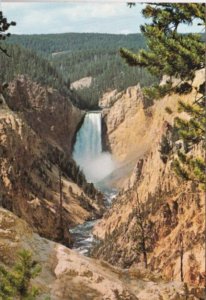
6, 32, 158, 109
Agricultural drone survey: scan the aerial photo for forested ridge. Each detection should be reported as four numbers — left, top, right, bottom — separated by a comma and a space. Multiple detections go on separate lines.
4, 33, 157, 109
52, 47, 156, 109
8, 33, 146, 55
0, 44, 69, 94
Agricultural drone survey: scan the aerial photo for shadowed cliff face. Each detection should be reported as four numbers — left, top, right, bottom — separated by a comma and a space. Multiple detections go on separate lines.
94, 69, 205, 286
0, 208, 203, 300
0, 76, 104, 246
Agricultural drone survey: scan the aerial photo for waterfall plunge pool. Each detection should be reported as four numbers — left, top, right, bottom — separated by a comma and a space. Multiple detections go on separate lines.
71, 111, 117, 255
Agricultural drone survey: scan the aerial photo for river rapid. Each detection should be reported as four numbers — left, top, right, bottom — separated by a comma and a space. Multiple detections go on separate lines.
70, 189, 117, 256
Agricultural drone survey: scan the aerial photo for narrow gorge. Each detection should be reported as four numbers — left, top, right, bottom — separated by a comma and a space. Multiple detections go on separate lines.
0, 72, 205, 299
66, 68, 204, 298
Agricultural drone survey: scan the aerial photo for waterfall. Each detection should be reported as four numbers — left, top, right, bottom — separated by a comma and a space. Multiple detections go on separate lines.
73, 111, 116, 183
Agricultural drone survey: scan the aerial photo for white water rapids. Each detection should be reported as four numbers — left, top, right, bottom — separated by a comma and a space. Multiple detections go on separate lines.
70, 191, 116, 255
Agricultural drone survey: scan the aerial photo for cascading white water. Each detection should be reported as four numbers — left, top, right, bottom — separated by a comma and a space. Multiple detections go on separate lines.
73, 111, 116, 183
74, 112, 102, 161
72, 111, 117, 255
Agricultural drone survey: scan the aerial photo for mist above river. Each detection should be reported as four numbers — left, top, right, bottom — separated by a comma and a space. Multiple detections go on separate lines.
76, 152, 116, 183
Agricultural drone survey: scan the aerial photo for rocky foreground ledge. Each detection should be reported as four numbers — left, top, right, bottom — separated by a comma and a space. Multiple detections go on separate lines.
0, 207, 203, 300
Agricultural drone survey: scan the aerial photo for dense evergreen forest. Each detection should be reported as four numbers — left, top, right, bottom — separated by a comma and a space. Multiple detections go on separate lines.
0, 44, 69, 95
5, 33, 157, 109
52, 48, 156, 108
8, 33, 146, 55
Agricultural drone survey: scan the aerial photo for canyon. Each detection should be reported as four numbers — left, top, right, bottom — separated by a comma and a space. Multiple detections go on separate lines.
0, 4, 205, 298
0, 69, 205, 299
0, 75, 104, 246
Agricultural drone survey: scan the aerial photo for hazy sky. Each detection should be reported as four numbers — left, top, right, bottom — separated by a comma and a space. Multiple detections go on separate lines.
1, 2, 201, 35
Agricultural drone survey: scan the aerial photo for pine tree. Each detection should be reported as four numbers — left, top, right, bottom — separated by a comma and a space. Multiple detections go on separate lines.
121, 4, 204, 80
173, 94, 205, 187
135, 191, 152, 268
120, 4, 205, 99
178, 231, 184, 282
58, 164, 64, 240
0, 11, 16, 56
121, 4, 205, 188
0, 250, 41, 299
159, 134, 173, 163
56, 153, 66, 242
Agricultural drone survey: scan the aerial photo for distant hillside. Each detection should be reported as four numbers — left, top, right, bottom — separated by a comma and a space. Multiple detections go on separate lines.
0, 44, 69, 95
8, 33, 146, 56
7, 33, 158, 109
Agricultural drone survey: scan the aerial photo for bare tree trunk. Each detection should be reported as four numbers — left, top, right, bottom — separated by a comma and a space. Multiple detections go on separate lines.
143, 244, 148, 269
179, 232, 184, 282
140, 222, 148, 269
136, 191, 148, 269
58, 166, 64, 240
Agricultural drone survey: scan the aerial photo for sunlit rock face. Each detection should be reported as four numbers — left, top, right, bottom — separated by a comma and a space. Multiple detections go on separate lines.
0, 77, 103, 245
73, 112, 116, 183
0, 207, 201, 300
93, 70, 205, 286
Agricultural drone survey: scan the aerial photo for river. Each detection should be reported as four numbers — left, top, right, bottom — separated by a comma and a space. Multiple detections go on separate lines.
70, 189, 117, 256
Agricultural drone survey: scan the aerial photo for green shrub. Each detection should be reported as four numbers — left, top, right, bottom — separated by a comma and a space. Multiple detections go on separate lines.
0, 250, 41, 300
159, 135, 172, 163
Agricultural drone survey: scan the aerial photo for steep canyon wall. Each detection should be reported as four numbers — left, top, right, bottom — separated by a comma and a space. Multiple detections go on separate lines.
94, 69, 205, 286
0, 76, 103, 245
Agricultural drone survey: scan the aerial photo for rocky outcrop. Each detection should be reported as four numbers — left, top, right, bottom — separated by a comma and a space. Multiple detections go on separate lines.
6, 75, 83, 153
0, 76, 104, 246
94, 69, 205, 286
0, 207, 203, 300
101, 84, 145, 163
71, 76, 93, 90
